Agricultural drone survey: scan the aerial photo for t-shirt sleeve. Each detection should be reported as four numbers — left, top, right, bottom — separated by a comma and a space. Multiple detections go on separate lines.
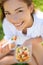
2, 18, 17, 40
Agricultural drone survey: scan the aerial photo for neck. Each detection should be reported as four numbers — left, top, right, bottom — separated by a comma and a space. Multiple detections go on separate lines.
22, 19, 34, 35
22, 28, 27, 35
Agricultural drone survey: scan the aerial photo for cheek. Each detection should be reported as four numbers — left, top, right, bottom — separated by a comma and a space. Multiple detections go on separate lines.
23, 15, 32, 26
6, 15, 14, 24
24, 11, 31, 20
25, 14, 32, 23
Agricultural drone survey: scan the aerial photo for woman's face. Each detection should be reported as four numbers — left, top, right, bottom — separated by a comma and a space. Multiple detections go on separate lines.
3, 0, 33, 31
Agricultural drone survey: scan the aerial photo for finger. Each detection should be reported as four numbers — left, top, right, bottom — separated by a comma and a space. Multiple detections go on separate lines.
0, 56, 16, 65
7, 50, 14, 55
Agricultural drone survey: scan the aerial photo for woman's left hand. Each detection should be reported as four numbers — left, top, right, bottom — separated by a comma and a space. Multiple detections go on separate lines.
23, 37, 43, 65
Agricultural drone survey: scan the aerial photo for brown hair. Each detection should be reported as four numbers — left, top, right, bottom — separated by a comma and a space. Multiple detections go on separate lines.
0, 0, 7, 5
0, 0, 34, 20
0, 0, 32, 6
0, 0, 8, 20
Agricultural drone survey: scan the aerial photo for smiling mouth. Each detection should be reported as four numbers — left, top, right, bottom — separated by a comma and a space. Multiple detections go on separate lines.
15, 21, 24, 27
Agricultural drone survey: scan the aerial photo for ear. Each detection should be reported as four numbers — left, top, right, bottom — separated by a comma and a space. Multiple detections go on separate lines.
29, 3, 34, 14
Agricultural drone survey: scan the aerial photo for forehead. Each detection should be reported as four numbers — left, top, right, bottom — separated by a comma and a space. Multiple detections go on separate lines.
3, 0, 28, 11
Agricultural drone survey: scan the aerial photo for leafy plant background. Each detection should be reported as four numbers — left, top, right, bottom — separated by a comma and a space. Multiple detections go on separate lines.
0, 0, 43, 65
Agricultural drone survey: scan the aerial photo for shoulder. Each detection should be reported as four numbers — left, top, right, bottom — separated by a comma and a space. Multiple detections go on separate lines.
35, 9, 43, 19
33, 9, 43, 25
3, 18, 10, 27
2, 18, 17, 36
3, 18, 16, 30
3, 18, 14, 26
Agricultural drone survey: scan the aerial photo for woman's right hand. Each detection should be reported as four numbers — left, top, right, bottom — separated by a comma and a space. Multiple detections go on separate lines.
0, 38, 16, 65
0, 47, 16, 65
0, 55, 16, 65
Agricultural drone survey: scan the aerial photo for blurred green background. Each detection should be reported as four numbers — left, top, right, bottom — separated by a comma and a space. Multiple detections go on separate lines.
0, 0, 43, 65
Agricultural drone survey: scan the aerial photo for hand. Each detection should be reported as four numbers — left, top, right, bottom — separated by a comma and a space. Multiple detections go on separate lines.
0, 50, 16, 65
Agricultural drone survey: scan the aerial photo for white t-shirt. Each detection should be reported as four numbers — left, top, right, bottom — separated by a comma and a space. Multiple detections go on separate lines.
3, 10, 43, 45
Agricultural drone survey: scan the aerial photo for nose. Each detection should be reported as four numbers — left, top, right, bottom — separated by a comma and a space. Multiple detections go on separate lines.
8, 13, 23, 24
12, 14, 23, 24
6, 14, 21, 24
11, 14, 20, 23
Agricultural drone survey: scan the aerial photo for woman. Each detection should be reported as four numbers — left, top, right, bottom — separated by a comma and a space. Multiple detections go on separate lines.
0, 0, 43, 65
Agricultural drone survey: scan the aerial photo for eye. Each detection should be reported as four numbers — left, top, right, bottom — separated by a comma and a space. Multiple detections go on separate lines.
19, 10, 23, 12
4, 12, 11, 15
17, 10, 23, 13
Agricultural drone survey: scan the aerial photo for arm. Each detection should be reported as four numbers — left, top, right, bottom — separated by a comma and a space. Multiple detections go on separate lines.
0, 55, 16, 65
23, 37, 43, 65
32, 37, 43, 65
0, 18, 17, 65
0, 39, 8, 45
0, 38, 15, 59
0, 39, 16, 65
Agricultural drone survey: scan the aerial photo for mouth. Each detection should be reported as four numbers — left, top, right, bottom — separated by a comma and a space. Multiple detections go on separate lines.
15, 21, 24, 27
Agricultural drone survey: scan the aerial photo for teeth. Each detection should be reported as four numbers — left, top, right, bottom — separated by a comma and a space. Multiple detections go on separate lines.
16, 23, 22, 26
15, 21, 24, 27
